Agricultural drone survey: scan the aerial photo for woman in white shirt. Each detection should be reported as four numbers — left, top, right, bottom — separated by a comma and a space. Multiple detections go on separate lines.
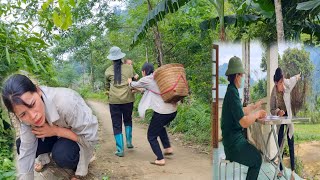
128, 62, 177, 166
2, 74, 98, 180
270, 68, 301, 179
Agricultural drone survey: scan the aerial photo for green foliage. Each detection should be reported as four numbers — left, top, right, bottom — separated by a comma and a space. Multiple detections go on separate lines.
102, 176, 109, 180
170, 100, 211, 144
0, 110, 15, 180
78, 85, 93, 98
295, 156, 305, 177
279, 48, 314, 116
260, 52, 267, 72
297, 107, 320, 124
56, 62, 80, 87
250, 79, 267, 102
77, 84, 108, 102
219, 76, 228, 84
0, 22, 56, 84
131, 0, 192, 47
134, 94, 211, 145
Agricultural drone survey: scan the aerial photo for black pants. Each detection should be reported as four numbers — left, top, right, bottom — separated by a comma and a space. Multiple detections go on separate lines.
16, 136, 80, 170
147, 111, 177, 160
278, 124, 295, 171
109, 102, 134, 135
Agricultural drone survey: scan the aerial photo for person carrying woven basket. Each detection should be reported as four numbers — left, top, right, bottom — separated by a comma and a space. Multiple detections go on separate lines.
221, 56, 267, 180
128, 62, 177, 166
105, 46, 135, 157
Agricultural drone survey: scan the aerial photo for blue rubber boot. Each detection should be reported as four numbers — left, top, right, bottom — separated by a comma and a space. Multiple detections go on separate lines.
125, 126, 134, 148
114, 134, 124, 157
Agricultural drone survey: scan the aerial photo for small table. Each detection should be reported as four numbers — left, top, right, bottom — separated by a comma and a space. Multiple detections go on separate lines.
256, 116, 302, 180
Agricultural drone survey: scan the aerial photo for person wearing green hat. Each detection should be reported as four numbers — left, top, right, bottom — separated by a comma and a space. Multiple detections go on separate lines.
221, 56, 267, 179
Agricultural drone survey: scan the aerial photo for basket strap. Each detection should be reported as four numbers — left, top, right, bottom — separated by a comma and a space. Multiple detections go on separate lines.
148, 74, 188, 95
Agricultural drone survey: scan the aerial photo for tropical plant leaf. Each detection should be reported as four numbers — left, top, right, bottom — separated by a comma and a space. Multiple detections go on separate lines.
26, 37, 47, 46
2, 171, 15, 177
42, 0, 53, 10
53, 10, 62, 27
25, 48, 39, 71
69, 0, 76, 7
249, 0, 274, 18
5, 47, 10, 65
58, 0, 64, 9
38, 61, 48, 73
297, 0, 320, 11
131, 0, 192, 48
199, 14, 261, 31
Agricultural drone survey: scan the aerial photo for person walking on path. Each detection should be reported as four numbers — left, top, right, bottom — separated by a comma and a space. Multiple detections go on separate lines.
128, 62, 177, 166
105, 46, 135, 157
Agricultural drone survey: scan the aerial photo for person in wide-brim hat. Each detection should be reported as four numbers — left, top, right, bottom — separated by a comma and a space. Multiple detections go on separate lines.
107, 46, 126, 60
105, 46, 136, 157
221, 56, 267, 180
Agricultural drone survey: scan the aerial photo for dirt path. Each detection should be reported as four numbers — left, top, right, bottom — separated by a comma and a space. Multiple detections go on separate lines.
87, 100, 212, 180
295, 141, 320, 179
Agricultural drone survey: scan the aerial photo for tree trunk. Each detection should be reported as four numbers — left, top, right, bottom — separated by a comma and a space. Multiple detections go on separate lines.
147, 0, 164, 67
242, 40, 250, 140
274, 0, 284, 43
210, 0, 225, 41
218, 0, 225, 41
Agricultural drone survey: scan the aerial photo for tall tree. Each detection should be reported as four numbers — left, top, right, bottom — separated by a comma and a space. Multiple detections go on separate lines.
147, 0, 164, 66
274, 0, 284, 43
208, 0, 225, 41
279, 48, 314, 116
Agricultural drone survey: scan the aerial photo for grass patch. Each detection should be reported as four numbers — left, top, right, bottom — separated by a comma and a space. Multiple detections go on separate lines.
294, 123, 320, 143
85, 91, 108, 102
77, 85, 108, 103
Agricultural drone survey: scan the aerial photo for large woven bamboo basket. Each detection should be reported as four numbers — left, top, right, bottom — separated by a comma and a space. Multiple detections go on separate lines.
154, 63, 189, 103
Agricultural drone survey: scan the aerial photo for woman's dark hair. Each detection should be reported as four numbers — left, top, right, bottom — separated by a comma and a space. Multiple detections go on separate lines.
273, 67, 283, 83
113, 59, 122, 84
2, 74, 37, 112
142, 62, 154, 75
227, 73, 241, 83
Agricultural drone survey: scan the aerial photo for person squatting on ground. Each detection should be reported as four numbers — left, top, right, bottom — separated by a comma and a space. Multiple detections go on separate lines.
2, 74, 98, 180
128, 62, 177, 166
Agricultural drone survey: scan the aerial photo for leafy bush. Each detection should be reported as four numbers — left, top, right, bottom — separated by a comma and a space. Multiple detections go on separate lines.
0, 109, 16, 180
297, 109, 320, 124
78, 85, 92, 98
170, 99, 211, 144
